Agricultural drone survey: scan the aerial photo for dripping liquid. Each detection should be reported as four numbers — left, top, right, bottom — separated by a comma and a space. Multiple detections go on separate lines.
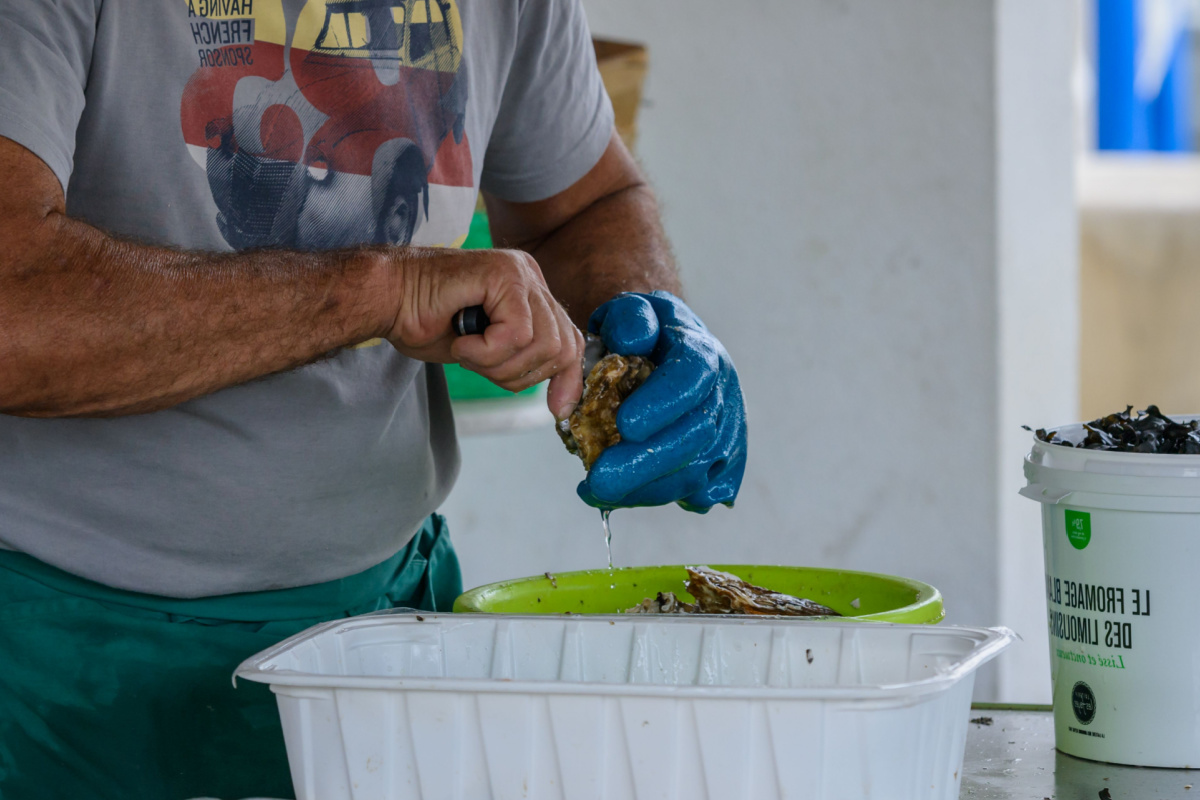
601, 509, 614, 587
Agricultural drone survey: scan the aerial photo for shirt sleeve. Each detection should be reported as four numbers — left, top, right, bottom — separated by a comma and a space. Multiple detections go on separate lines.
480, 0, 615, 203
0, 0, 98, 192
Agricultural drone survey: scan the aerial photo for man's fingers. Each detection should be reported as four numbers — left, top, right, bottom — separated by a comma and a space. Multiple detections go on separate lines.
616, 331, 720, 442
452, 285, 583, 416
484, 355, 563, 393
547, 328, 584, 420
589, 293, 659, 357
457, 292, 560, 377
452, 289, 535, 368
479, 290, 562, 376
586, 398, 719, 503
679, 450, 746, 512
577, 446, 737, 512
601, 461, 712, 509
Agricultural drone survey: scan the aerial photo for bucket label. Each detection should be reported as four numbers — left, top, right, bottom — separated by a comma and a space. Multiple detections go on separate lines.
1046, 574, 1149, 653
1065, 510, 1091, 550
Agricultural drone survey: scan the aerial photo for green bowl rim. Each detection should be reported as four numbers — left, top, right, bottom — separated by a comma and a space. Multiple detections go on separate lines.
453, 563, 945, 623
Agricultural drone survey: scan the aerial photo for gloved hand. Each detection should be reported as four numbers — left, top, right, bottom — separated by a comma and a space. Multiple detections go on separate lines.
577, 291, 747, 513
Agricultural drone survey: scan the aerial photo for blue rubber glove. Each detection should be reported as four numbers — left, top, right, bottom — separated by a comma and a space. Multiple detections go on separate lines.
577, 291, 747, 513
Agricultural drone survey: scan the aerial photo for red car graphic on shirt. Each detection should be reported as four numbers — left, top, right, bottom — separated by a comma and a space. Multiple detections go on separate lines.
181, 0, 470, 249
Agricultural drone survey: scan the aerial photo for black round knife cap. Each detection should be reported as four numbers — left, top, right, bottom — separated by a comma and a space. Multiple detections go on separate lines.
455, 306, 490, 336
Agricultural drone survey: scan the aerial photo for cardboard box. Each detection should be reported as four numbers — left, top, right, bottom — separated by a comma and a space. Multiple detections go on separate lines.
593, 38, 648, 153
1078, 155, 1200, 418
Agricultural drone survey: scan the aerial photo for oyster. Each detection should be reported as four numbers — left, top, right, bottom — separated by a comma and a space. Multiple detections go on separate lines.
558, 353, 654, 470
685, 567, 840, 617
624, 566, 841, 617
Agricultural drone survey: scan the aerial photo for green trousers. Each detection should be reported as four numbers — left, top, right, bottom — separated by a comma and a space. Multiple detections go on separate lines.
0, 515, 461, 800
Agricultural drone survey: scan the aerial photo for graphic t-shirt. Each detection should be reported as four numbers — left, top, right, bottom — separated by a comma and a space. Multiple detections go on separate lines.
0, 0, 613, 596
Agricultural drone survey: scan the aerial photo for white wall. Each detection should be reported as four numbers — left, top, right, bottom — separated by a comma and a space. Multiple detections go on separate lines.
444, 0, 1078, 702
996, 0, 1080, 702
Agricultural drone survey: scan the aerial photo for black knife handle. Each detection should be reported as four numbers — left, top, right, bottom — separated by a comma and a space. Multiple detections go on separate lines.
453, 306, 490, 336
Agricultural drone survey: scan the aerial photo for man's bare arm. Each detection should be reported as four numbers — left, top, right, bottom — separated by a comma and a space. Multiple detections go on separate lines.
484, 131, 681, 328
0, 137, 583, 419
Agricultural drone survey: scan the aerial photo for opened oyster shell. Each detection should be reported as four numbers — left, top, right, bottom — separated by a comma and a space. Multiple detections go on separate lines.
625, 566, 841, 617
558, 352, 654, 470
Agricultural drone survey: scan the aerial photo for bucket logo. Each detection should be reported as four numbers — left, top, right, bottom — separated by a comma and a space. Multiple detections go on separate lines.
1071, 681, 1096, 725
181, 0, 473, 250
1064, 509, 1091, 550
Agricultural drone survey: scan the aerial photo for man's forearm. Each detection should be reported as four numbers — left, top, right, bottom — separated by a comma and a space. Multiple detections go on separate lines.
527, 182, 681, 328
0, 212, 394, 418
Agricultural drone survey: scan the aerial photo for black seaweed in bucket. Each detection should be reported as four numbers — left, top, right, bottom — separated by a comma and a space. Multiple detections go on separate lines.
1026, 406, 1200, 454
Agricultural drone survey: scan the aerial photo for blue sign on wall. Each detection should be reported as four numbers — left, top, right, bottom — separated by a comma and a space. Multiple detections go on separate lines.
1096, 0, 1193, 151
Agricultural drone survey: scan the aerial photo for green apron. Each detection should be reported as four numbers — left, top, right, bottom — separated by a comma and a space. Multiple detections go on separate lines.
0, 514, 461, 800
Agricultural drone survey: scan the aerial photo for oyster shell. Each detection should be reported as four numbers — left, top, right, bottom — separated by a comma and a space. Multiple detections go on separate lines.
558, 353, 654, 470
685, 566, 840, 616
624, 566, 841, 617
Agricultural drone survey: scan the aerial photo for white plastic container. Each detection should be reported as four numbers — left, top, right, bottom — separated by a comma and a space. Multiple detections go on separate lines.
236, 613, 1012, 800
1023, 419, 1200, 767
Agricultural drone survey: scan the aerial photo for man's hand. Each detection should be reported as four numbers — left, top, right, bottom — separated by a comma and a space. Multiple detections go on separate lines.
484, 132, 745, 511
577, 291, 747, 513
383, 247, 584, 420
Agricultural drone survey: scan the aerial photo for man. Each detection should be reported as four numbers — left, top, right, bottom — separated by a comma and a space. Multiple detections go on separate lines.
0, 0, 746, 797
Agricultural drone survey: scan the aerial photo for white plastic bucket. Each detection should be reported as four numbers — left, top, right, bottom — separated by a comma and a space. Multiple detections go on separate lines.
1023, 419, 1200, 767
236, 613, 1012, 800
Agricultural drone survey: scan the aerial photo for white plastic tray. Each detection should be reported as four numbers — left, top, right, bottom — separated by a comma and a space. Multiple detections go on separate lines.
236, 614, 1013, 800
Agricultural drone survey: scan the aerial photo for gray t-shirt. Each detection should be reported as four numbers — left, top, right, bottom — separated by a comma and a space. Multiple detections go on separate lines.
0, 0, 613, 596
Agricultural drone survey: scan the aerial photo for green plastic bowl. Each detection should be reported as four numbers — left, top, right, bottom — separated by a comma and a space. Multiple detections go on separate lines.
453, 564, 944, 624
444, 364, 541, 400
